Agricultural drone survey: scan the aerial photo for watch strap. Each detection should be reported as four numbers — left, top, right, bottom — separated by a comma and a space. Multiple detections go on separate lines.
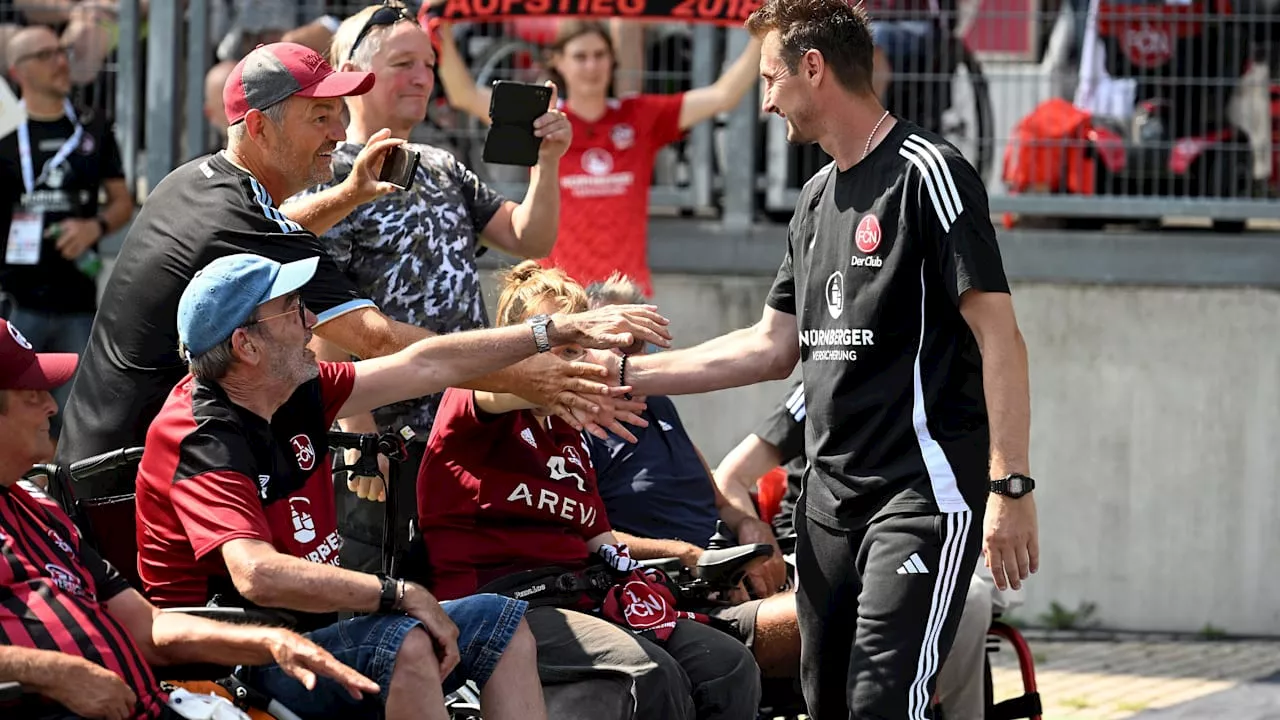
528, 314, 552, 353
377, 575, 399, 613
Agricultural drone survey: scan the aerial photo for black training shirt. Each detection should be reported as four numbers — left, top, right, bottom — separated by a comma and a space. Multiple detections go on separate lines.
57, 152, 373, 487
0, 112, 124, 313
766, 119, 1009, 526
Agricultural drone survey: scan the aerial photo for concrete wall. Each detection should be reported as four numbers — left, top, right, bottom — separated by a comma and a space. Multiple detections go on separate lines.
490, 265, 1280, 635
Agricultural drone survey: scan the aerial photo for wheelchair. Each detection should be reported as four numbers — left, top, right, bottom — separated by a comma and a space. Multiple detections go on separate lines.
4, 446, 308, 720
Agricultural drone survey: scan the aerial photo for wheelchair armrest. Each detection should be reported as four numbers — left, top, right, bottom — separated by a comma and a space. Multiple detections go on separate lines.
695, 544, 774, 588
638, 557, 686, 577
0, 680, 23, 702
162, 606, 298, 628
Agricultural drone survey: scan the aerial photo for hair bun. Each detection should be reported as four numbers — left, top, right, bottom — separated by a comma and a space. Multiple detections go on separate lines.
503, 259, 544, 286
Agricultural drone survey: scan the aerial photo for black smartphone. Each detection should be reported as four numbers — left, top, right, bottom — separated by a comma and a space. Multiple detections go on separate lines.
379, 145, 420, 190
482, 80, 554, 167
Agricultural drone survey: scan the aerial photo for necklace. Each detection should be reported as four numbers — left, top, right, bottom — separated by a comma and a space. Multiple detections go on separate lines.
863, 110, 891, 161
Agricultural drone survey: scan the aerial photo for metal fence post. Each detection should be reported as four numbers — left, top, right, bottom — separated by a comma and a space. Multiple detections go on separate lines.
184, 0, 210, 164
721, 28, 758, 231
113, 0, 140, 193
688, 25, 716, 211
145, 0, 183, 195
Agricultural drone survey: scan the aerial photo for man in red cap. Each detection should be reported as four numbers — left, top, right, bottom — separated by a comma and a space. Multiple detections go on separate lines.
57, 42, 636, 496
0, 318, 380, 720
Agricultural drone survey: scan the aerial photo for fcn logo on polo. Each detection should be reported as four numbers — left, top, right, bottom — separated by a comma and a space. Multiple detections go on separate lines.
855, 214, 881, 254
290, 434, 316, 471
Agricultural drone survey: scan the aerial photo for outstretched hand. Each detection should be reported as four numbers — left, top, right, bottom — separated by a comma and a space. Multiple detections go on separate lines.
266, 628, 381, 700
552, 305, 672, 352
511, 351, 649, 441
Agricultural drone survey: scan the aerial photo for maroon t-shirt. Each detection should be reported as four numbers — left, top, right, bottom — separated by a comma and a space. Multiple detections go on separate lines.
135, 362, 355, 606
417, 388, 611, 600
0, 482, 167, 719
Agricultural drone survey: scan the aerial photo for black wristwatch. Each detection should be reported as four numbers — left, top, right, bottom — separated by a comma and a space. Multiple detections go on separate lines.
989, 473, 1035, 498
526, 313, 553, 353
377, 575, 402, 613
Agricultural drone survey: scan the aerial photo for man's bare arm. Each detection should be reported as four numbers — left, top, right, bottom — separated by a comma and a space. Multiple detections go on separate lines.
221, 538, 385, 613
626, 307, 799, 396
339, 305, 671, 419
612, 530, 702, 568
960, 291, 1031, 478
280, 130, 403, 235
317, 307, 644, 437
713, 434, 784, 522
960, 290, 1037, 591
105, 587, 378, 702
0, 645, 136, 718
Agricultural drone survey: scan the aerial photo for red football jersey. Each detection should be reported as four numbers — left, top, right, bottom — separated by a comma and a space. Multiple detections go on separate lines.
417, 388, 611, 600
136, 362, 355, 606
545, 93, 686, 297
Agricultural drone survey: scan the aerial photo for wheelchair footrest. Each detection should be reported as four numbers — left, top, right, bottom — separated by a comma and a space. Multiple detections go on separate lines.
989, 692, 1042, 720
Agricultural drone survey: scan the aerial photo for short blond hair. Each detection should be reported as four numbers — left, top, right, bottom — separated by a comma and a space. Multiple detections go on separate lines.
585, 272, 647, 308
495, 261, 588, 327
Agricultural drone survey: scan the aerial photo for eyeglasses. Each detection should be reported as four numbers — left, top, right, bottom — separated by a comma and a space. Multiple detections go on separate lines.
244, 296, 307, 328
13, 45, 72, 65
348, 4, 415, 61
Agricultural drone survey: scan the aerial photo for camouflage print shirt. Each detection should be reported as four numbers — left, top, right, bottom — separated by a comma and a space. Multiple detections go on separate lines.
294, 141, 507, 438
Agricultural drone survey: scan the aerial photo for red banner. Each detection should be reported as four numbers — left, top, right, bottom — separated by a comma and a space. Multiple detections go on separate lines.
424, 0, 763, 26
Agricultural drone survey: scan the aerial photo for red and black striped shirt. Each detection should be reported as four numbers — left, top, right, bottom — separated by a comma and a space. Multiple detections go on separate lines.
0, 481, 166, 719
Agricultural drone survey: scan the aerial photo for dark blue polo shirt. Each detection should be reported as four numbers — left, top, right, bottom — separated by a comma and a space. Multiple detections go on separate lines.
587, 396, 719, 548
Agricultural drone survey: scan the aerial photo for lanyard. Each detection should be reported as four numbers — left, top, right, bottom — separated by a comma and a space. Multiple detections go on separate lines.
16, 99, 83, 195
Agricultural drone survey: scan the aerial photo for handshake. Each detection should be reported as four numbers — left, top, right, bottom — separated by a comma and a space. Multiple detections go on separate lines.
520, 303, 671, 443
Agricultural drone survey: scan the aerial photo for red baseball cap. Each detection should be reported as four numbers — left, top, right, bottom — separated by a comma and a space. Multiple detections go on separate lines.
223, 42, 376, 126
0, 319, 77, 391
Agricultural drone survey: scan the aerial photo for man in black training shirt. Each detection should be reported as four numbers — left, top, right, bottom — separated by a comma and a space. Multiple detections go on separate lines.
56, 42, 630, 493
613, 1, 1039, 717
0, 27, 133, 440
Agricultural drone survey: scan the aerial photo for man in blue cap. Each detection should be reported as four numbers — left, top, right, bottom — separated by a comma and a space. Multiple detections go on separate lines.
133, 253, 670, 720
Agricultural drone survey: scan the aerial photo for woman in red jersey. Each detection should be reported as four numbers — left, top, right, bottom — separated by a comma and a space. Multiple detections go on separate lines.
416, 260, 761, 720
434, 21, 761, 297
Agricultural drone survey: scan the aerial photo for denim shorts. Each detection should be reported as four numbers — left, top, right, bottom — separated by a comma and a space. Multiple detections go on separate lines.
242, 593, 528, 718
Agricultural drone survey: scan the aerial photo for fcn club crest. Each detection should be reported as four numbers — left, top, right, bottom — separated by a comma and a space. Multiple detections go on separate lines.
855, 214, 881, 254
290, 434, 317, 472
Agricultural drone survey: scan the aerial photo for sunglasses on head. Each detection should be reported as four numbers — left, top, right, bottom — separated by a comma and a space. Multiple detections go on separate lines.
348, 4, 415, 61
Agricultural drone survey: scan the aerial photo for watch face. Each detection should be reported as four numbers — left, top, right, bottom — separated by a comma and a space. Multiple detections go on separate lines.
1007, 477, 1024, 495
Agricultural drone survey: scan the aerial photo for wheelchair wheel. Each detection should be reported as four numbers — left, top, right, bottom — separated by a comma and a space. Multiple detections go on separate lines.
940, 37, 996, 183
445, 680, 483, 719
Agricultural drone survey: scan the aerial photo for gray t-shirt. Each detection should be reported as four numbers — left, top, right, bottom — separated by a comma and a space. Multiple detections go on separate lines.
295, 141, 506, 437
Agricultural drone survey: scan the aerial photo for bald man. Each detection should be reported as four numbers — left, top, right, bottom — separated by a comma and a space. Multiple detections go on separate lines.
1, 26, 134, 442
203, 60, 237, 148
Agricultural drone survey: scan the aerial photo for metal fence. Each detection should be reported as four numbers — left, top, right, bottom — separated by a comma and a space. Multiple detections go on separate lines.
7, 0, 1279, 230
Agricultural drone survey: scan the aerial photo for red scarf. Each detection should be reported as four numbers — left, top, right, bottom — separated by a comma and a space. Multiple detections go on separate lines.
600, 568, 712, 643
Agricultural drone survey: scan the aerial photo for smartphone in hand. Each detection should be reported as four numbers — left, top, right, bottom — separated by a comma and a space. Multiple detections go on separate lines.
379, 145, 420, 190
482, 81, 554, 167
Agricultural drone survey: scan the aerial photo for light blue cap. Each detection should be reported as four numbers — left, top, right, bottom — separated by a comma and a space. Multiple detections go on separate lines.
177, 253, 318, 359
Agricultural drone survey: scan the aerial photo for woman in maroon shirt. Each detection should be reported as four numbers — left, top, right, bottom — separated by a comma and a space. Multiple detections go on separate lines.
416, 260, 761, 720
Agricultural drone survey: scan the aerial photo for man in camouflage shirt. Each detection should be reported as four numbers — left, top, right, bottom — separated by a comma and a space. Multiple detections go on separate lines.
289, 5, 572, 572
